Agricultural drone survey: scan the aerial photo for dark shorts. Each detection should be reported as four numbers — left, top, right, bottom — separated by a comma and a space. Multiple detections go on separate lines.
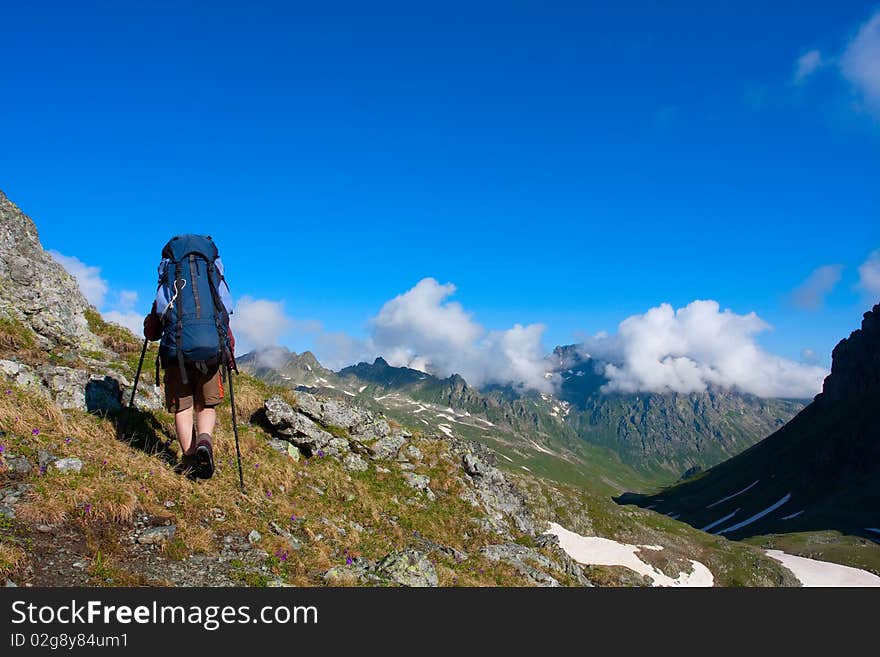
164, 364, 223, 413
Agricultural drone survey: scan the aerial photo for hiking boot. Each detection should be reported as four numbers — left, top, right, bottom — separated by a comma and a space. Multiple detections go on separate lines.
195, 434, 215, 480
174, 452, 198, 479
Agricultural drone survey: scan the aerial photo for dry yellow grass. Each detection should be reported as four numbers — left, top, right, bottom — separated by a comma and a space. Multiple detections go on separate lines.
0, 368, 550, 587
0, 540, 27, 579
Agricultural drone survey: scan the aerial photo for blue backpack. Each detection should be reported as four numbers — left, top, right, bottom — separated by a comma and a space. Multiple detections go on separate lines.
157, 234, 230, 384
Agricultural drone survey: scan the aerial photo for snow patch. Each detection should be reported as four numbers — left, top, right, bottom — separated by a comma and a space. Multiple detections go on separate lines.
526, 438, 554, 456
706, 480, 759, 509
437, 424, 454, 438
700, 508, 739, 533
546, 523, 714, 587
717, 493, 791, 534
765, 550, 880, 587
781, 510, 804, 520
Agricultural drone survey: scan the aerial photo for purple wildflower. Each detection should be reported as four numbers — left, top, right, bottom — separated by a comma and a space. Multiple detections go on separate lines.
102, 459, 107, 465
39, 465, 46, 474
0, 445, 4, 454
346, 556, 353, 566
254, 463, 259, 469
32, 428, 40, 436
64, 437, 72, 444
266, 490, 272, 498
5, 389, 11, 395
317, 449, 325, 458
84, 503, 92, 515
290, 515, 297, 523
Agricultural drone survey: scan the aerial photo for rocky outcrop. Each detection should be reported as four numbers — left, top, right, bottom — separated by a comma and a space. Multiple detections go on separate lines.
819, 303, 880, 404
322, 549, 438, 587
446, 437, 537, 537
0, 359, 161, 413
262, 393, 410, 461
0, 190, 102, 352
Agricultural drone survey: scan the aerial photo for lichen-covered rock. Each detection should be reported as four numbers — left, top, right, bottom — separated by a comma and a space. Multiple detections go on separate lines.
374, 549, 438, 587
51, 458, 83, 474
4, 456, 32, 475
454, 442, 538, 537
288, 390, 324, 420
481, 543, 562, 587
370, 434, 405, 461
137, 525, 176, 545
264, 396, 344, 454
342, 453, 368, 472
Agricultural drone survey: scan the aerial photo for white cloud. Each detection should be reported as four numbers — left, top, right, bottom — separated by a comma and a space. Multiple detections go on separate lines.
231, 297, 296, 354
580, 300, 827, 399
50, 252, 141, 335
314, 331, 372, 371
116, 290, 139, 312
367, 278, 556, 392
49, 250, 108, 307
789, 264, 843, 310
840, 10, 880, 116
857, 249, 880, 297
102, 310, 143, 335
793, 49, 823, 83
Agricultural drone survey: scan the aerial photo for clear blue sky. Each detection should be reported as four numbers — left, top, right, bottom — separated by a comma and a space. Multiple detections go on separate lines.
2, 1, 878, 366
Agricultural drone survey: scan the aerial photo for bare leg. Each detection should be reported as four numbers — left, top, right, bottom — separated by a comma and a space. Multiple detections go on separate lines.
195, 404, 216, 440
175, 406, 196, 455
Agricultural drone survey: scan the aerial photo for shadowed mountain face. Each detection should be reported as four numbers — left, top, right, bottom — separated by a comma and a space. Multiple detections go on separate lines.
618, 304, 880, 541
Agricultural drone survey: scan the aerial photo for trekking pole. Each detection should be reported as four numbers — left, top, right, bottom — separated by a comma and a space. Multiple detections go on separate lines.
226, 364, 245, 491
129, 338, 149, 408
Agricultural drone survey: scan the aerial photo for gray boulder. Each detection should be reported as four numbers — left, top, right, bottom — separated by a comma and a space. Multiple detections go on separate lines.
51, 457, 83, 474
370, 434, 405, 461
289, 390, 323, 420
4, 456, 32, 475
342, 453, 368, 472
137, 525, 176, 545
264, 396, 344, 454
375, 550, 438, 587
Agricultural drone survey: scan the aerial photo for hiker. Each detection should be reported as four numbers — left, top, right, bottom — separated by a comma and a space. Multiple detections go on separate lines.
143, 235, 235, 479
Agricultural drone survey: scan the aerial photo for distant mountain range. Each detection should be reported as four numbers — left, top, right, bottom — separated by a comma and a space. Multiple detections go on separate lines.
619, 303, 880, 542
239, 342, 805, 484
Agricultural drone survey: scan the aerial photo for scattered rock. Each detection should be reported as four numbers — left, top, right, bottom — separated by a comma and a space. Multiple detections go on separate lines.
403, 472, 430, 491
50, 457, 82, 474
342, 453, 368, 472
137, 525, 176, 545
247, 530, 262, 544
370, 435, 406, 461
5, 456, 32, 474
375, 550, 438, 587
406, 445, 423, 461
37, 450, 57, 470
269, 522, 303, 551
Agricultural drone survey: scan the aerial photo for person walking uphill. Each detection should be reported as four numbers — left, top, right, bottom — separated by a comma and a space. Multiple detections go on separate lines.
142, 234, 236, 480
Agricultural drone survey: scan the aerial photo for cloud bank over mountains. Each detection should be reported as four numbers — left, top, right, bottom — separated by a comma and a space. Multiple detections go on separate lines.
579, 300, 827, 399
60, 249, 880, 399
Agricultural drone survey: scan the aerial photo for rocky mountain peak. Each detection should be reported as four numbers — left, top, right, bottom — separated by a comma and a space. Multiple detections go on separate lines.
0, 190, 101, 352
819, 303, 880, 404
